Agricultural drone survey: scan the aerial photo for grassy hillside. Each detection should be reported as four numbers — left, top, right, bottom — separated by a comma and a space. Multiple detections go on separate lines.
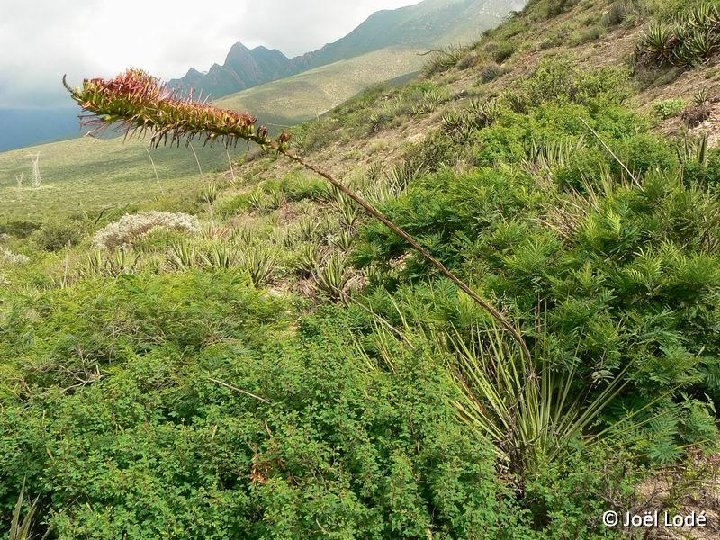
169, 0, 522, 100
214, 48, 427, 126
3, 0, 720, 538
0, 134, 233, 221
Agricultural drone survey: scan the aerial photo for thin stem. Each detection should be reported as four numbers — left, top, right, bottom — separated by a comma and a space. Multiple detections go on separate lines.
580, 118, 638, 185
283, 150, 531, 361
226, 148, 236, 183
146, 148, 166, 197
188, 142, 204, 177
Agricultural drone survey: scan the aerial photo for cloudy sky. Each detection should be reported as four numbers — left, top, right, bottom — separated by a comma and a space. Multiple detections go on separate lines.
0, 0, 421, 109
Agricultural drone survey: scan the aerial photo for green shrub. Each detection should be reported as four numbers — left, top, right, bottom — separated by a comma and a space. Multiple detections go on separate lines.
652, 98, 687, 119
32, 219, 84, 251
523, 442, 642, 536
602, 0, 632, 26
485, 42, 516, 64
0, 220, 41, 239
0, 306, 538, 538
570, 25, 603, 46
355, 134, 720, 461
479, 63, 509, 83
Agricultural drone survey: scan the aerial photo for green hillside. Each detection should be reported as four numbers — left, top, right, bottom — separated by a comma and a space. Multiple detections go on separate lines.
169, 0, 523, 99
214, 48, 427, 126
0, 134, 234, 221
3, 0, 720, 538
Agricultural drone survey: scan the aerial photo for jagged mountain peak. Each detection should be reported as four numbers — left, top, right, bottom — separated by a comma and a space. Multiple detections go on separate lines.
168, 0, 524, 100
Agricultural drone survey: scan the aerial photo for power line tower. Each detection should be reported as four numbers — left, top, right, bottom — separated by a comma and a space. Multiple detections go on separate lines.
30, 153, 42, 188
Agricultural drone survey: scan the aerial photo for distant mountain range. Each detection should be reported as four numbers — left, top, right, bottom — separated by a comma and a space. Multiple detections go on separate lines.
168, 0, 525, 100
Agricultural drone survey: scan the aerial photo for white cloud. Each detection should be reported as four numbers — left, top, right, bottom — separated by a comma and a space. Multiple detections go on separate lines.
0, 0, 420, 108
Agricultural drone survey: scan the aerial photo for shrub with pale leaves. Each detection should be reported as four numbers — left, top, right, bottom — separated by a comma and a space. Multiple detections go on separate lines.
93, 211, 200, 250
1, 248, 30, 265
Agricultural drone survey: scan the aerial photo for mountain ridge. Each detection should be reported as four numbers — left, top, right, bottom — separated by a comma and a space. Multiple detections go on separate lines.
168, 0, 524, 99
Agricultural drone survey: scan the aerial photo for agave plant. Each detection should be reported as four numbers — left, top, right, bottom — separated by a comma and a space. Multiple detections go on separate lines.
294, 243, 321, 278
166, 242, 197, 270
239, 247, 278, 287
675, 28, 720, 66
333, 192, 360, 230
313, 252, 352, 302
678, 133, 709, 166
9, 487, 46, 540
636, 3, 720, 68
201, 182, 218, 205
329, 228, 355, 251
468, 97, 501, 129
523, 137, 587, 172
294, 215, 321, 242
201, 244, 236, 269
683, 3, 720, 30
82, 248, 140, 277
445, 325, 626, 475
63, 69, 280, 149
637, 23, 676, 66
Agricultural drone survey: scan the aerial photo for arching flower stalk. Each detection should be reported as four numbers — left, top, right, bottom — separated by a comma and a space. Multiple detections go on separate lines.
63, 69, 277, 149
63, 69, 531, 360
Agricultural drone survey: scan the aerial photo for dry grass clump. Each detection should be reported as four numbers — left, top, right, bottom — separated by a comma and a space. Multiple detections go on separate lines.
93, 211, 200, 250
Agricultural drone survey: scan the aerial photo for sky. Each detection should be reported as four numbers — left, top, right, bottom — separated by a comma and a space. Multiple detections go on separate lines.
0, 0, 422, 109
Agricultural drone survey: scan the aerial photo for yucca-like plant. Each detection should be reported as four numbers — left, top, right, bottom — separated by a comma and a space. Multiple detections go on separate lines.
330, 228, 355, 251
64, 68, 530, 359
9, 487, 47, 540
636, 23, 677, 66
201, 244, 236, 269
467, 97, 501, 128
229, 225, 253, 245
333, 192, 360, 230
675, 29, 719, 66
201, 182, 218, 205
683, 3, 720, 30
363, 177, 398, 206
636, 3, 720, 68
295, 215, 321, 242
247, 191, 268, 212
444, 325, 626, 475
166, 242, 197, 270
82, 248, 140, 277
294, 243, 321, 278
678, 133, 709, 165
441, 109, 470, 141
313, 252, 352, 302
238, 247, 278, 287
523, 137, 587, 171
